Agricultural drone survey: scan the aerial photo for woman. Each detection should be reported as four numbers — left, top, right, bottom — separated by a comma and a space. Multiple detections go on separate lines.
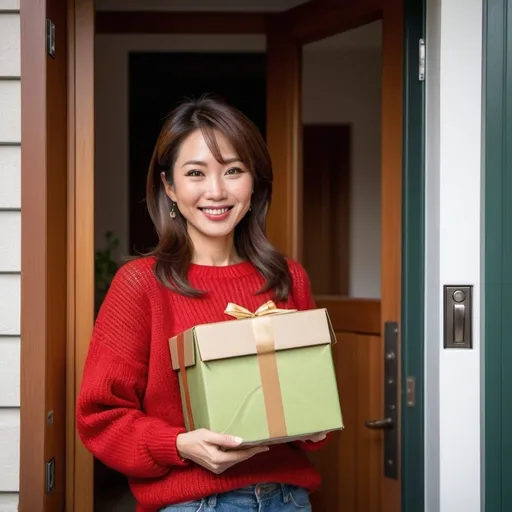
77, 96, 329, 512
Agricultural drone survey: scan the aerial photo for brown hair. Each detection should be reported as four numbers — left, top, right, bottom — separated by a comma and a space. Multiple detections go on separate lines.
146, 95, 291, 300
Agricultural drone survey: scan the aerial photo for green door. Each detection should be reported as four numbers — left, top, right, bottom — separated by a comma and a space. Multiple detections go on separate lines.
484, 1, 512, 510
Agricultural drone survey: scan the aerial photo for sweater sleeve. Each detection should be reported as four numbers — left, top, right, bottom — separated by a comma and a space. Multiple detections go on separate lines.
76, 261, 189, 479
288, 260, 331, 452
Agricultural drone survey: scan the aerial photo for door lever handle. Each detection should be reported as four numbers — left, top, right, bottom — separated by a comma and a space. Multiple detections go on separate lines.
453, 303, 465, 343
365, 417, 394, 429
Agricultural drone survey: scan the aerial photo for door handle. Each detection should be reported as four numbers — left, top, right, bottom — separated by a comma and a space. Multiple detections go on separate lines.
365, 417, 394, 429
453, 303, 465, 343
444, 286, 472, 348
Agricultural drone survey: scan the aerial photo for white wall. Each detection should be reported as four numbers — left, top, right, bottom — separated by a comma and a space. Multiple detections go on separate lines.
95, 32, 382, 298
302, 37, 381, 298
424, 0, 483, 510
0, 0, 21, 510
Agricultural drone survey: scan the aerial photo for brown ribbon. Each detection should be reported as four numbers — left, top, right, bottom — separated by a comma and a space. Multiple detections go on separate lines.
177, 332, 195, 430
225, 301, 294, 439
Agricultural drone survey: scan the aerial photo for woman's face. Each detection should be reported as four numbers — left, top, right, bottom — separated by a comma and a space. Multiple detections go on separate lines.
162, 128, 254, 242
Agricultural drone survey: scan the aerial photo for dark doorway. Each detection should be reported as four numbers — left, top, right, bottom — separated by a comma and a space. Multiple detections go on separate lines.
128, 52, 267, 255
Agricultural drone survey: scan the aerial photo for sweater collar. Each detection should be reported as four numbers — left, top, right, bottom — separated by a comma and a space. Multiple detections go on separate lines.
188, 260, 257, 279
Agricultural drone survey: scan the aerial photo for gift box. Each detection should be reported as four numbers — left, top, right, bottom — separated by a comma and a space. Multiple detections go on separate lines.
168, 301, 344, 446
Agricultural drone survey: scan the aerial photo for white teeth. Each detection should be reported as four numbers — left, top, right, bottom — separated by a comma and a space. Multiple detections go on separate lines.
202, 208, 229, 215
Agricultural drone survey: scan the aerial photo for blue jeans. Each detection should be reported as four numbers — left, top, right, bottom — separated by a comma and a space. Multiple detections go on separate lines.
159, 484, 311, 512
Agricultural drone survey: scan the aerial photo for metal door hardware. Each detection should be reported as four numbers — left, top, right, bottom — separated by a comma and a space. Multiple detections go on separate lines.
406, 377, 415, 407
364, 321, 399, 479
46, 19, 55, 58
45, 458, 55, 494
419, 39, 425, 81
444, 285, 472, 349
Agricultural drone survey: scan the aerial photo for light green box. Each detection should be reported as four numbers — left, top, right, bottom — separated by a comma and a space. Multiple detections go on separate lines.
169, 308, 344, 446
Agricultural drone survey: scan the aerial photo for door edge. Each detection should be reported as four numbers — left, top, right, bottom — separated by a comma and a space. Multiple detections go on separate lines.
483, 0, 509, 510
401, 0, 426, 509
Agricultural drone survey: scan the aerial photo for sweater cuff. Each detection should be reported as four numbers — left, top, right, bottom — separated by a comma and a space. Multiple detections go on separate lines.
145, 423, 190, 468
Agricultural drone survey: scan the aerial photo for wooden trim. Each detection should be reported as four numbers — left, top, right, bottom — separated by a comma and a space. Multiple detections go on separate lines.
381, 0, 403, 507
282, 0, 382, 44
95, 11, 267, 34
19, 0, 47, 508
265, 15, 302, 259
66, 0, 76, 509
45, 0, 69, 507
315, 298, 381, 335
69, 0, 95, 511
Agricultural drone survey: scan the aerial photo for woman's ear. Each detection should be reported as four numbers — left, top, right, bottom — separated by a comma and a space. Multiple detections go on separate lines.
160, 172, 177, 202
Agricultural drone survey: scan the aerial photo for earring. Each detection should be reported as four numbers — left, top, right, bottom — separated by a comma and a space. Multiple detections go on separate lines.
170, 203, 176, 219
249, 205, 252, 212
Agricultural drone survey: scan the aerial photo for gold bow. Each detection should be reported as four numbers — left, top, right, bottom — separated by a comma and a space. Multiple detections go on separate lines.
224, 300, 296, 319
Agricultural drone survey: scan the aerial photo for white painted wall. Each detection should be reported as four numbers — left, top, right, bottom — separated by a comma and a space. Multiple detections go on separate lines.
0, 0, 21, 510
95, 31, 382, 297
424, 0, 483, 510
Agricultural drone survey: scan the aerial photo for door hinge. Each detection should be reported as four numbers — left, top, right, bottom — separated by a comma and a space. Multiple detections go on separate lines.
46, 19, 55, 58
45, 457, 55, 494
419, 38, 425, 81
406, 376, 416, 407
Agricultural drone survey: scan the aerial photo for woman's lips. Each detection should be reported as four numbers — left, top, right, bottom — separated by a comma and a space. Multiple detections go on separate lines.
198, 206, 233, 221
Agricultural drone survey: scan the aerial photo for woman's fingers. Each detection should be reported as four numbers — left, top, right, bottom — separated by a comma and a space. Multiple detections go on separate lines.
206, 445, 269, 474
201, 429, 244, 449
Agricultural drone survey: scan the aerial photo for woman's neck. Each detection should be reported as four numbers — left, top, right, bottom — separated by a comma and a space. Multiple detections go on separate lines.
189, 229, 242, 267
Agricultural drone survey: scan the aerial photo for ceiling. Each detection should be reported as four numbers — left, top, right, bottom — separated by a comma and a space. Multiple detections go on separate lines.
304, 21, 382, 52
95, 0, 311, 12
94, 0, 382, 52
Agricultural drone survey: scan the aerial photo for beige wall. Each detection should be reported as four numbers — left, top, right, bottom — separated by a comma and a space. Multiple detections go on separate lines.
302, 45, 382, 298
0, 0, 21, 510
95, 30, 382, 298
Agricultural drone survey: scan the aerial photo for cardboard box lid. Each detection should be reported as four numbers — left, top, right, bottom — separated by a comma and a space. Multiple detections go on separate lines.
169, 308, 336, 370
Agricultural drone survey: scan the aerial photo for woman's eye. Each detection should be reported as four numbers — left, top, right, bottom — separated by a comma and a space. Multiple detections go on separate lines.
226, 167, 243, 175
186, 170, 203, 177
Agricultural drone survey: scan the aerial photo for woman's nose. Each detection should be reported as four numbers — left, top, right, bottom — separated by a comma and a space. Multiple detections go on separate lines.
204, 176, 227, 201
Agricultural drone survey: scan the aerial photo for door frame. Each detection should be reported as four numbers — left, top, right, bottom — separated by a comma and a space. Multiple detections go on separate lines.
19, 0, 68, 510
17, 1, 425, 510
483, 0, 511, 510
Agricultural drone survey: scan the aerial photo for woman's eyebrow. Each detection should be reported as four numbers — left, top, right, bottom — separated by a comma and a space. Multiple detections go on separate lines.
181, 157, 242, 168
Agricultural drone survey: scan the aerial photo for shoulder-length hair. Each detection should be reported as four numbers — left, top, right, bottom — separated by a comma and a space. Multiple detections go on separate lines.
146, 95, 291, 301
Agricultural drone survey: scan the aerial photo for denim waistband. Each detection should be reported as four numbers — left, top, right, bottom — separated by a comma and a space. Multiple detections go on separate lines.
203, 483, 292, 507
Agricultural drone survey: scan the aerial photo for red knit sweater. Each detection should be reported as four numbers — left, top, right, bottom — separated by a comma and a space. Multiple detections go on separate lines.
77, 256, 327, 511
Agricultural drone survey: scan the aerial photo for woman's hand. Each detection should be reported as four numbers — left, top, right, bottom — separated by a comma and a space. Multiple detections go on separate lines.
176, 429, 269, 474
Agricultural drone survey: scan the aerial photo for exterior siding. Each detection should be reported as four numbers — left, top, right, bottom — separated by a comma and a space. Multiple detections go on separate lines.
0, 0, 21, 510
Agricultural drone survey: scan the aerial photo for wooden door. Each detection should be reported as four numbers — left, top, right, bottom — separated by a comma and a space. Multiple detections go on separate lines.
266, 0, 403, 510
67, 0, 95, 511
19, 0, 69, 510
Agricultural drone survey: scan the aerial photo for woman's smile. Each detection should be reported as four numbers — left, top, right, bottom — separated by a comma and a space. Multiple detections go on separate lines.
198, 205, 234, 220
162, 128, 254, 246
